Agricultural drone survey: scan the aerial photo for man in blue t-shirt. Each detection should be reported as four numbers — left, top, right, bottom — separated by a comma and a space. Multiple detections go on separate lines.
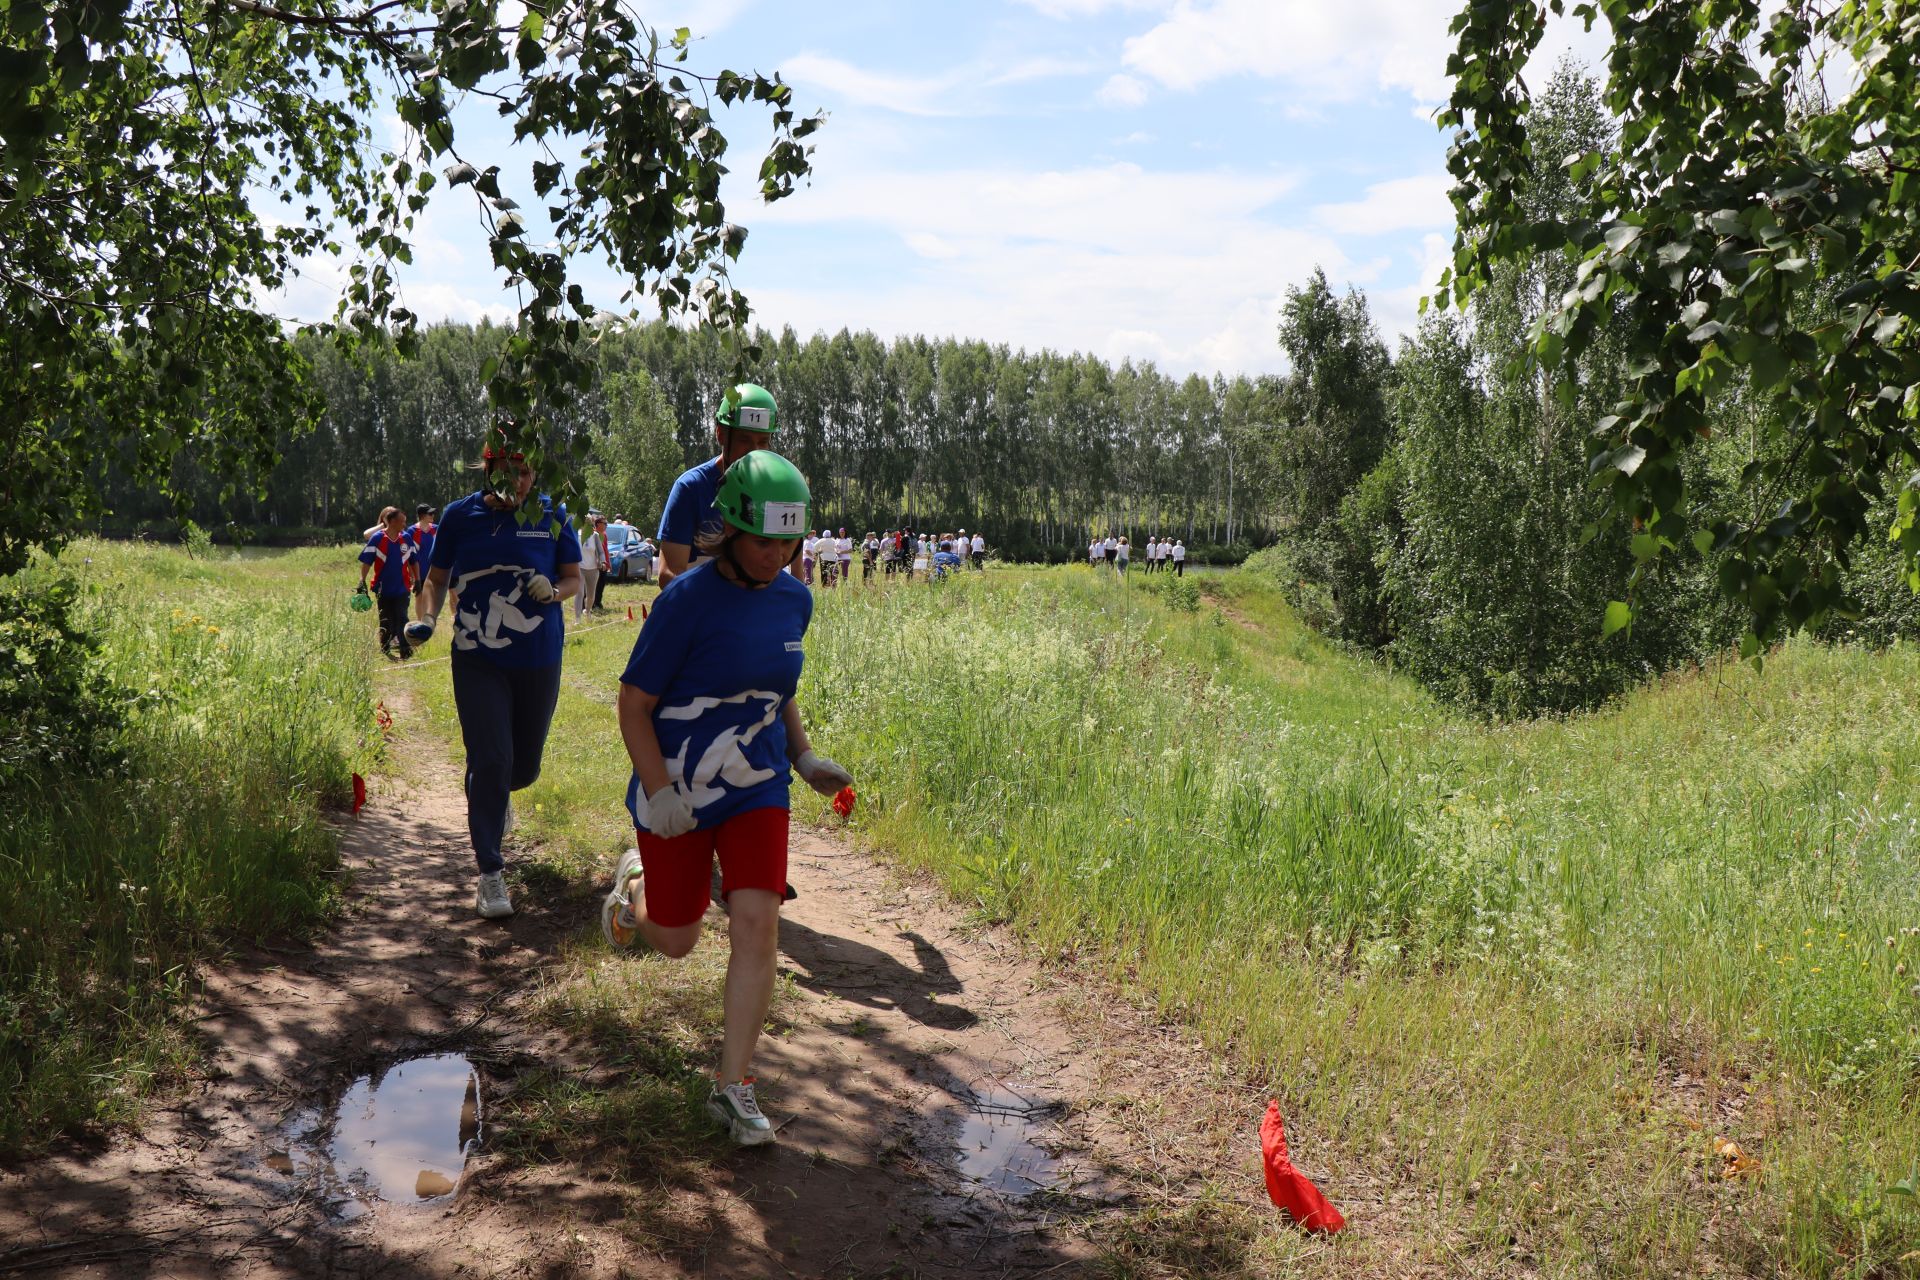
656, 383, 779, 588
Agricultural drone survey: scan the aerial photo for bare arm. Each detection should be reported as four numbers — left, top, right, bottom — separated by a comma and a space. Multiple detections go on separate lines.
617, 683, 671, 798
657, 540, 691, 588
781, 698, 814, 761
419, 565, 450, 618
555, 561, 581, 602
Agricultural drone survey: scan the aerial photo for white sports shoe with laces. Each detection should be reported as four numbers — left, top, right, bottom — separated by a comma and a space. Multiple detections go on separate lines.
707, 1078, 775, 1146
474, 871, 513, 919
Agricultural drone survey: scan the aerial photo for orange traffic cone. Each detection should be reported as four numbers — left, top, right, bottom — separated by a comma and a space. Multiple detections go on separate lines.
627, 605, 634, 621
641, 603, 649, 619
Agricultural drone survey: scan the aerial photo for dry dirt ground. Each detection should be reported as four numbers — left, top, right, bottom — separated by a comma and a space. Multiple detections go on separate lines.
0, 697, 1304, 1279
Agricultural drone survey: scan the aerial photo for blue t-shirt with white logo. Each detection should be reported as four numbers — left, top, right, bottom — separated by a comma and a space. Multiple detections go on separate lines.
359, 531, 415, 596
428, 492, 583, 669
656, 457, 724, 548
619, 561, 812, 832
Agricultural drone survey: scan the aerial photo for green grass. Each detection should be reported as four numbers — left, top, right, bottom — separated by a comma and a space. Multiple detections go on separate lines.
789, 565, 1920, 1278
0, 541, 377, 1152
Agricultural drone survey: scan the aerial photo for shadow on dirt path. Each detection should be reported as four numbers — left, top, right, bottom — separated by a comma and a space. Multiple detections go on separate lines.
0, 691, 1280, 1278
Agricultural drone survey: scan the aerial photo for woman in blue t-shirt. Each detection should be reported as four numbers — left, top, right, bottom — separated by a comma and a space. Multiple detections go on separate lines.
601, 451, 852, 1146
407, 436, 583, 920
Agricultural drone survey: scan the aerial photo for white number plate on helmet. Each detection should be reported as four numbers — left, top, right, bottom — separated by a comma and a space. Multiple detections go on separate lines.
736, 406, 771, 430
762, 501, 805, 532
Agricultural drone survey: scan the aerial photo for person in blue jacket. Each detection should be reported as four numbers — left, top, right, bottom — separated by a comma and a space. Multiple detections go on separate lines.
358, 506, 418, 659
655, 382, 778, 589
407, 435, 583, 920
601, 452, 852, 1145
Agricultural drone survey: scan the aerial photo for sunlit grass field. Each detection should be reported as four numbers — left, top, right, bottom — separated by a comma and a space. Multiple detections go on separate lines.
391, 558, 1920, 1276
1, 542, 375, 1151
14, 543, 1919, 1276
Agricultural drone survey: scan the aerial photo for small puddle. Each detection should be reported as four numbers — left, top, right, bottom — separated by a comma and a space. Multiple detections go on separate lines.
952, 1082, 1063, 1197
265, 1053, 481, 1218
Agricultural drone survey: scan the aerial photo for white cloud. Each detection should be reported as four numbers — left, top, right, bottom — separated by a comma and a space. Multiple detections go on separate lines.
1097, 73, 1149, 106
781, 52, 969, 116
781, 50, 1097, 115
739, 159, 1352, 374
1114, 130, 1155, 145
1012, 0, 1170, 16
1121, 0, 1607, 106
1312, 173, 1452, 236
903, 232, 962, 259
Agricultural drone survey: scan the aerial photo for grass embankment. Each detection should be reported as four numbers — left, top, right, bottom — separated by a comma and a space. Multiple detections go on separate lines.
792, 567, 1919, 1278
1, 542, 375, 1153
277, 558, 1918, 1276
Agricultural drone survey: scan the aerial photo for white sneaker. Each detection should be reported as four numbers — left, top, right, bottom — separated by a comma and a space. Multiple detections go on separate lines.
601, 849, 644, 948
706, 1078, 775, 1146
475, 871, 513, 919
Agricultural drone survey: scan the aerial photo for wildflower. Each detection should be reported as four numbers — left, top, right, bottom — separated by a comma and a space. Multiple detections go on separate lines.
1889, 937, 1899, 949
1837, 931, 1847, 940
1810, 967, 1822, 974
206, 625, 219, 635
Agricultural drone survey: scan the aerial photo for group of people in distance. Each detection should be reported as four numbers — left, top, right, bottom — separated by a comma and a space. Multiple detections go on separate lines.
798, 527, 986, 585
1088, 533, 1187, 575
356, 504, 440, 659
364, 382, 852, 1149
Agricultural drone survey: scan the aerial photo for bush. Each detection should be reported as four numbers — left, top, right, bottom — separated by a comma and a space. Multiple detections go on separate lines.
0, 568, 124, 792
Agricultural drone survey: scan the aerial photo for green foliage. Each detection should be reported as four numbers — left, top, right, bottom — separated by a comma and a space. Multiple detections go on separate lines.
155, 319, 1281, 558
1441, 0, 1920, 648
178, 518, 213, 561
1154, 571, 1201, 613
1272, 269, 1393, 533
0, 567, 122, 791
0, 543, 371, 1153
583, 370, 684, 529
0, 0, 819, 575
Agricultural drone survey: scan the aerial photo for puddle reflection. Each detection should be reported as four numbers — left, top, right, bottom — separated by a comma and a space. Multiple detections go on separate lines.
266, 1053, 480, 1217
953, 1082, 1062, 1197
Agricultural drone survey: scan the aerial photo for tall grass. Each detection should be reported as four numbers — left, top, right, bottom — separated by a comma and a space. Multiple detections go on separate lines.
795, 567, 1920, 1277
0, 542, 374, 1153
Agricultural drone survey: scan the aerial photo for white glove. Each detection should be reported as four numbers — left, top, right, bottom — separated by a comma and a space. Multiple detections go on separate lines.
525, 574, 557, 603
404, 614, 436, 642
794, 749, 852, 798
645, 784, 696, 838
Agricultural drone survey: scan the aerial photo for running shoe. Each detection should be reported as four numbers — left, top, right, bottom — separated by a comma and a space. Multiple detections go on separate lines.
474, 871, 514, 919
707, 1078, 775, 1146
601, 849, 644, 948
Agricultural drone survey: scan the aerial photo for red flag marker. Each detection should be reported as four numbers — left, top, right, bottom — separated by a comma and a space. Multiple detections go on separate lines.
627, 605, 634, 620
1261, 1101, 1344, 1233
351, 773, 367, 815
641, 603, 649, 619
831, 785, 856, 818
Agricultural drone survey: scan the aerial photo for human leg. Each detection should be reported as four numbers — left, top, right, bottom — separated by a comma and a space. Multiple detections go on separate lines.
451, 655, 513, 880
505, 660, 562, 793
576, 569, 598, 622
377, 593, 408, 655
607, 831, 710, 956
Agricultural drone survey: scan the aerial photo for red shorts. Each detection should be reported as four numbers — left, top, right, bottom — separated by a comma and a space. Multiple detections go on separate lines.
636, 806, 789, 928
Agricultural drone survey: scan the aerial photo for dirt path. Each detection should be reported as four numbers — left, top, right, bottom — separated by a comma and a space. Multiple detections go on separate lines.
0, 693, 1284, 1278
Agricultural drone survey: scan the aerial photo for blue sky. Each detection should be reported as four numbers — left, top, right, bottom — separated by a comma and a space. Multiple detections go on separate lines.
274, 0, 1602, 377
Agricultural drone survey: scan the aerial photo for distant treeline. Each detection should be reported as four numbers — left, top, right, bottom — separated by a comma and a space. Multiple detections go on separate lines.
96, 320, 1283, 565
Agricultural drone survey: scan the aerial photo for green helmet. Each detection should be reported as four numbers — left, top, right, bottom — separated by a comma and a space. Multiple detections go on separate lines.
715, 382, 778, 435
715, 451, 809, 538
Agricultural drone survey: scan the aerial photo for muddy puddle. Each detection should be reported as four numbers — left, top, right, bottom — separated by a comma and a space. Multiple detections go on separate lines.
265, 1053, 480, 1219
952, 1081, 1063, 1197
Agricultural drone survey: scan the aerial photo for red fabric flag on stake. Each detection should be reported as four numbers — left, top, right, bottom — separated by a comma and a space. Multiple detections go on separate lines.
641, 603, 649, 619
351, 773, 367, 815
1261, 1101, 1345, 1233
831, 785, 856, 819
627, 605, 634, 621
